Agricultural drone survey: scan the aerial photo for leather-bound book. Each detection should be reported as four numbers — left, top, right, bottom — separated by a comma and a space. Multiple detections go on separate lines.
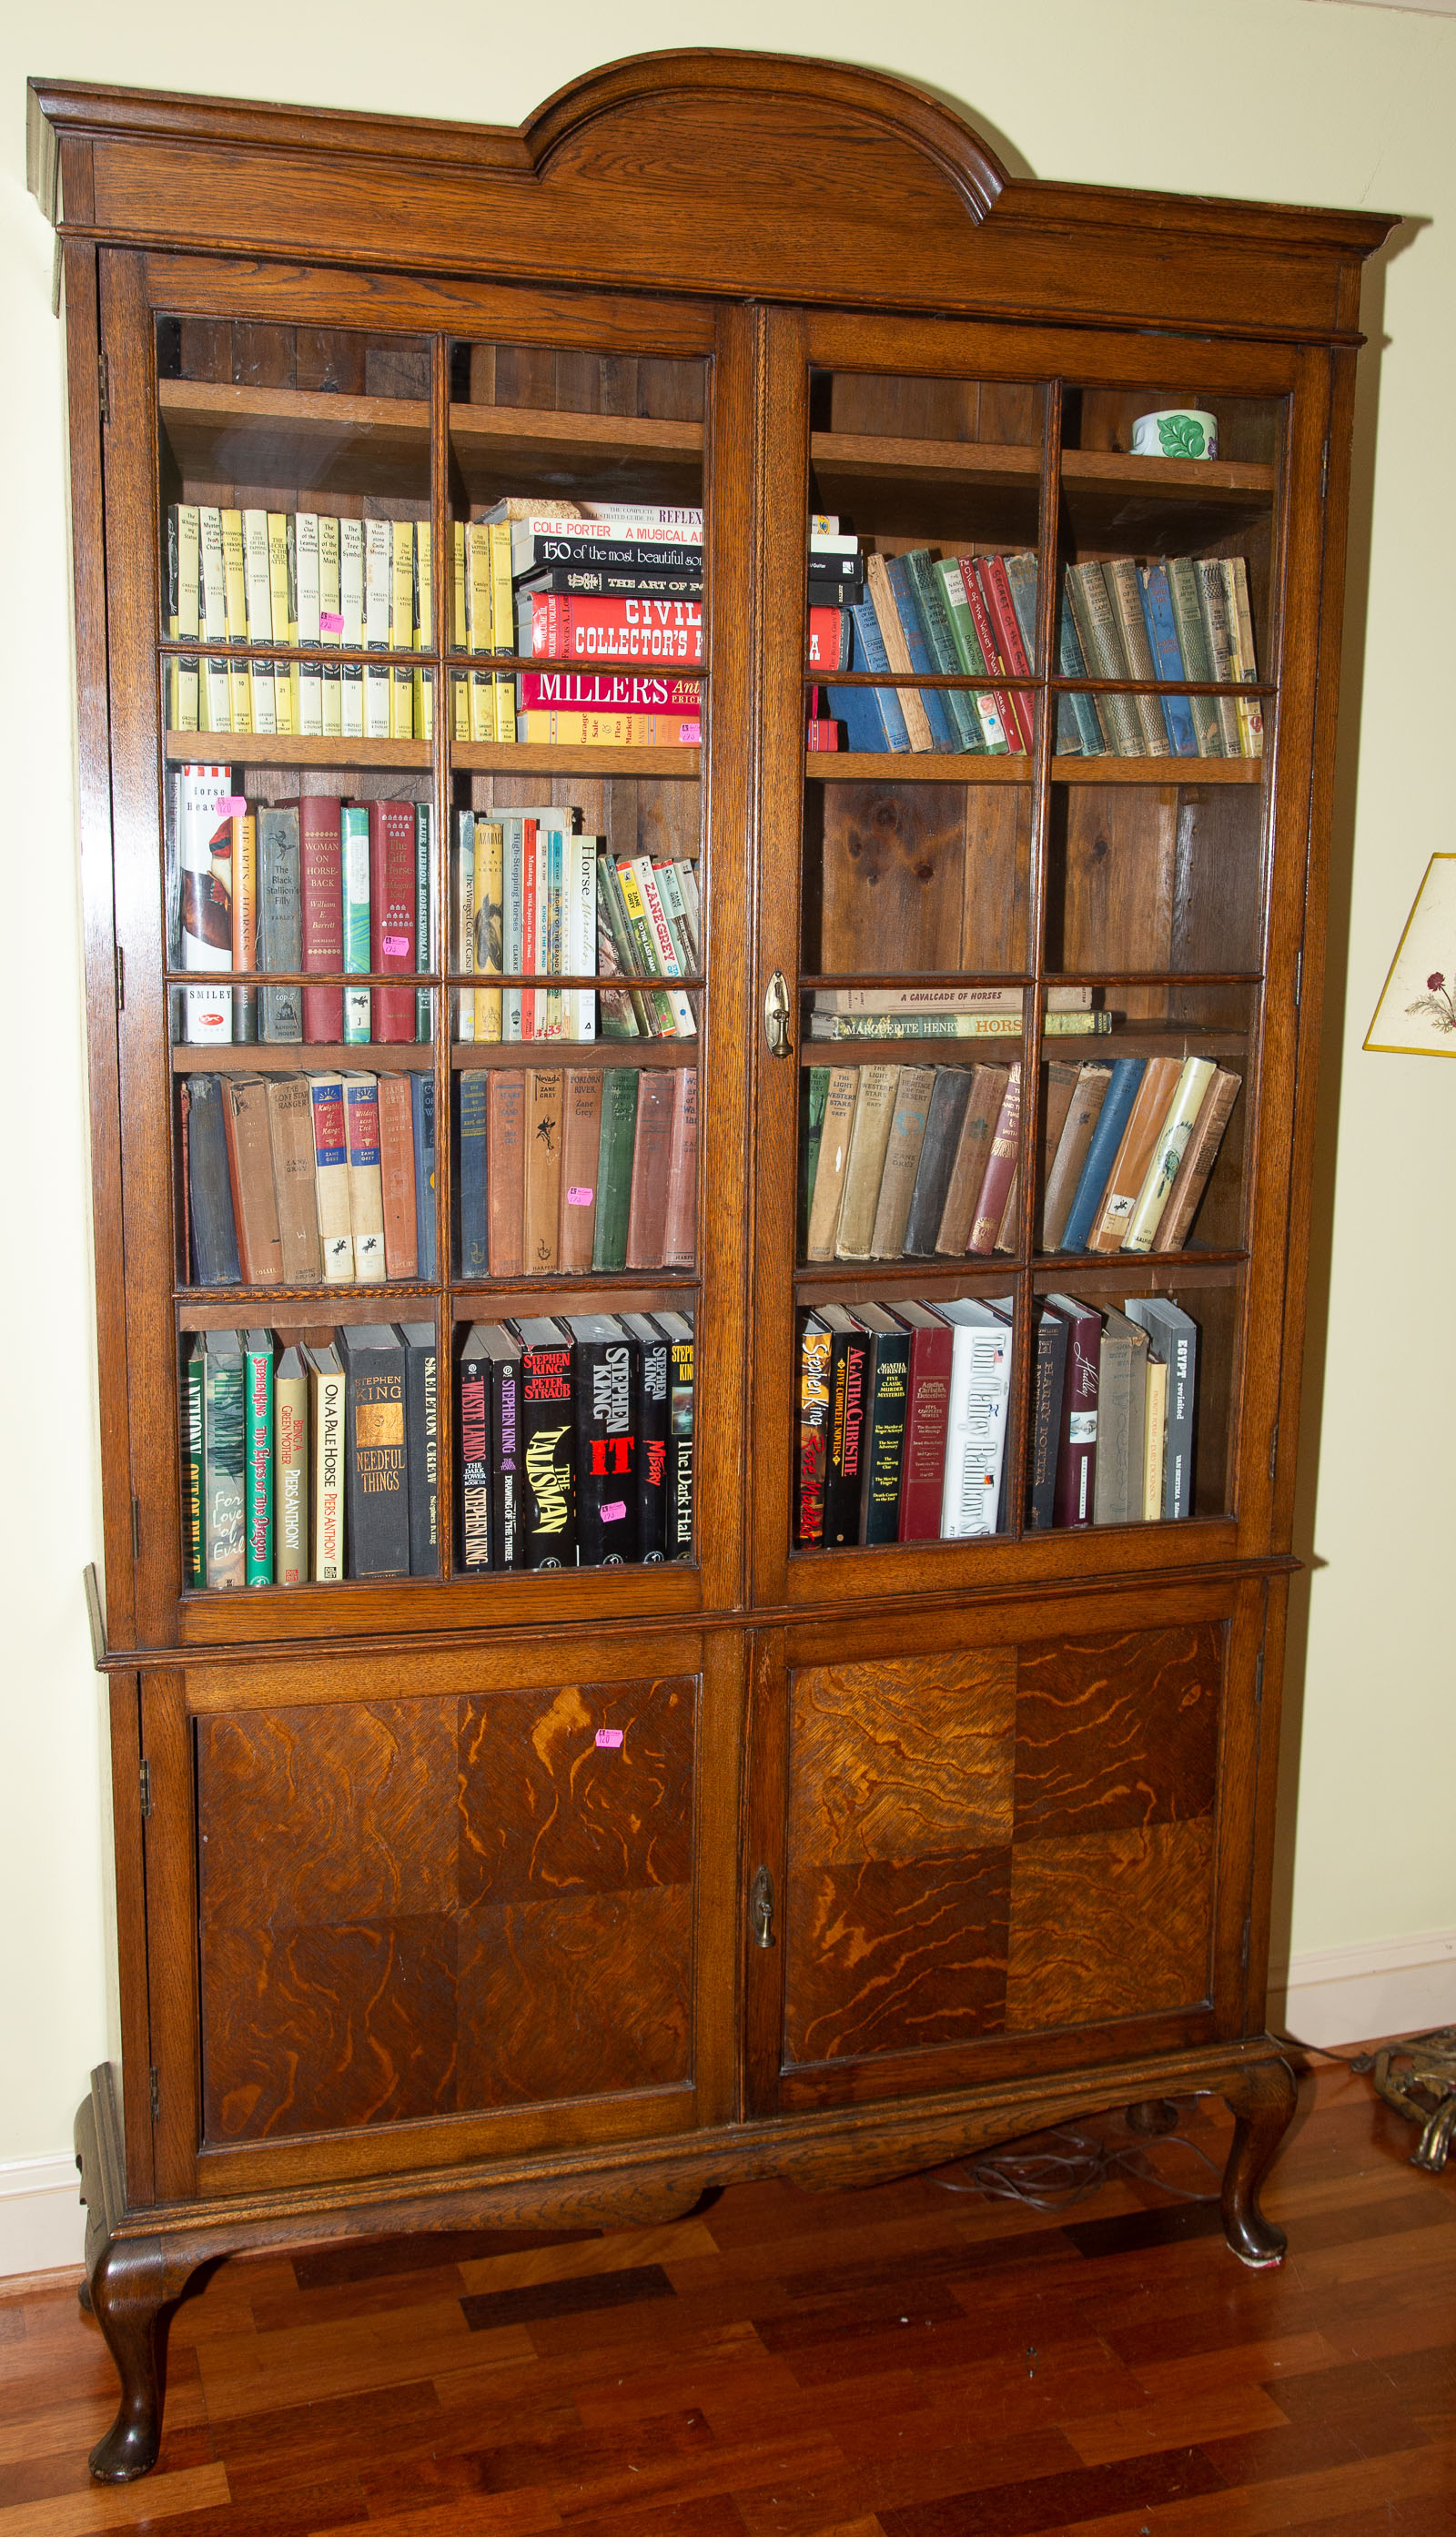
869, 1065, 934, 1258
524, 1068, 564, 1275
486, 1071, 525, 1279
902, 1066, 971, 1257
298, 794, 344, 1042
592, 1069, 639, 1273
661, 1067, 698, 1269
368, 797, 419, 1042
1045, 1294, 1101, 1528
258, 805, 302, 1044
266, 1077, 322, 1283
221, 1076, 282, 1284
966, 1062, 1021, 1256
1085, 1055, 1183, 1252
186, 1072, 240, 1286
375, 1073, 418, 1281
624, 1068, 676, 1269
895, 1300, 953, 1541
1091, 1305, 1149, 1524
935, 1064, 1007, 1255
1040, 1061, 1111, 1249
1158, 1069, 1242, 1251
804, 1066, 857, 1259
999, 1057, 1080, 1253
1027, 1304, 1068, 1531
558, 1068, 603, 1273
834, 1063, 899, 1261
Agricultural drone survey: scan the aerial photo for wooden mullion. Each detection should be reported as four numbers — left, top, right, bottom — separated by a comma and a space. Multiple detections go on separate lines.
430, 328, 455, 1582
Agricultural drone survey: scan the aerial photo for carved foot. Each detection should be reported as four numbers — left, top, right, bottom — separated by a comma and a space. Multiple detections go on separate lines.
77, 2274, 93, 2315
86, 2238, 179, 2482
1218, 2058, 1297, 2268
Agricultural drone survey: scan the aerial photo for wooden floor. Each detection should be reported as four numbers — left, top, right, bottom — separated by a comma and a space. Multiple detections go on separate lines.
2, 2058, 1453, 2535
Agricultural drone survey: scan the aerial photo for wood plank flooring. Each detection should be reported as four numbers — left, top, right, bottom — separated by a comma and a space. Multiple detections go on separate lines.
2, 2059, 1452, 2534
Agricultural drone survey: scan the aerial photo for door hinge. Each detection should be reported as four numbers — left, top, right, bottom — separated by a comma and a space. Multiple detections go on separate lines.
115, 945, 125, 1012
98, 352, 111, 426
1294, 947, 1302, 1009
750, 1865, 776, 1950
138, 1758, 152, 1819
1268, 1421, 1279, 1483
148, 2067, 160, 2124
131, 1495, 141, 1560
1320, 437, 1330, 502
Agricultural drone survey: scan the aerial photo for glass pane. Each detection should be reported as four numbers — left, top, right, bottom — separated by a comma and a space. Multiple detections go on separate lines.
1029, 1267, 1239, 1529
1045, 776, 1265, 978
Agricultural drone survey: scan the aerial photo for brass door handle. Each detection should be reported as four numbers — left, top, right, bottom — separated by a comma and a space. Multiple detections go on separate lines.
751, 1865, 775, 1948
763, 971, 792, 1057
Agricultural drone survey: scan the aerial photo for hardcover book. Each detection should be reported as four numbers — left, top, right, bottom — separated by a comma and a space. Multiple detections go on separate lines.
566, 1315, 641, 1564
397, 1320, 440, 1577
340, 1323, 410, 1577
622, 1312, 671, 1560
515, 1316, 577, 1568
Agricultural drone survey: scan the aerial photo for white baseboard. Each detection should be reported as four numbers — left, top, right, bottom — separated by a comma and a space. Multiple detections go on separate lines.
1269, 1925, 1456, 2048
0, 2153, 85, 2281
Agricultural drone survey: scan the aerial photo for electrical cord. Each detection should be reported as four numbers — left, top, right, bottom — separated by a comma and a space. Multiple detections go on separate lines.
928, 2119, 1222, 2213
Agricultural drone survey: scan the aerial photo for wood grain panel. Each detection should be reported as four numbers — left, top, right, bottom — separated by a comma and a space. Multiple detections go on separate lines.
788, 1652, 1015, 1865
814, 785, 968, 975
197, 1703, 458, 1925
456, 1886, 692, 2105
201, 1913, 459, 2138
1013, 1622, 1222, 1841
457, 1676, 695, 1905
1006, 1819, 1214, 2030
784, 1850, 1010, 2067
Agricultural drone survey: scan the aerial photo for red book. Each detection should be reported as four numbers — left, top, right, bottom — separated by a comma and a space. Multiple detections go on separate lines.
806, 606, 850, 670
1046, 1293, 1101, 1529
368, 798, 418, 1043
896, 1304, 954, 1541
966, 1061, 1021, 1258
975, 556, 1036, 753
805, 719, 842, 751
525, 592, 703, 665
298, 794, 344, 1041
956, 562, 1028, 758
375, 1071, 418, 1279
518, 669, 702, 713
661, 1066, 698, 1269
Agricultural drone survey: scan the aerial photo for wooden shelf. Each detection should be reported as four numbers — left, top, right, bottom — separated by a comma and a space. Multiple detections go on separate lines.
452, 1040, 696, 1068
806, 753, 1263, 784
453, 743, 700, 775
450, 400, 703, 504
1062, 448, 1272, 499
794, 1249, 1247, 1289
165, 731, 429, 768
172, 1044, 434, 1072
810, 430, 1039, 491
158, 379, 429, 500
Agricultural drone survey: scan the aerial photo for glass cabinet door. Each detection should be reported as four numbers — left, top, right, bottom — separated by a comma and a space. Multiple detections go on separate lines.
749, 306, 1310, 1612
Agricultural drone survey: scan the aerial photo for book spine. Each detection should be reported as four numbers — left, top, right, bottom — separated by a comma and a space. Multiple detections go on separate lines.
1158, 1069, 1241, 1251
898, 1322, 954, 1540
1138, 562, 1198, 755
182, 1344, 205, 1589
340, 804, 371, 1043
903, 551, 981, 751
415, 804, 433, 1043
966, 1063, 1021, 1256
308, 1076, 354, 1281
823, 1328, 872, 1545
411, 1071, 438, 1281
940, 1319, 1012, 1539
1122, 1056, 1218, 1253
575, 1334, 641, 1565
519, 710, 700, 747
957, 561, 1027, 755
343, 1076, 386, 1283
473, 818, 504, 1043
976, 555, 1038, 754
1051, 1305, 1100, 1527
243, 1338, 274, 1585
455, 812, 476, 1046
299, 799, 345, 1041
1105, 557, 1173, 755
1162, 1319, 1198, 1520
491, 1350, 526, 1571
795, 1320, 833, 1547
1058, 1058, 1148, 1252
1064, 565, 1145, 756
457, 1071, 490, 1279
884, 556, 956, 751
521, 1337, 577, 1568
185, 1073, 241, 1285
457, 1347, 493, 1570
273, 1363, 308, 1585
1028, 1311, 1067, 1531
1165, 553, 1223, 756
376, 1072, 419, 1279
666, 1329, 694, 1559
312, 1363, 345, 1582
861, 1332, 912, 1545
864, 554, 934, 752
932, 558, 1007, 751
634, 1327, 670, 1559
1196, 559, 1244, 753
348, 1349, 410, 1578
527, 592, 704, 662
844, 600, 911, 751
369, 801, 419, 1043
203, 1349, 246, 1588
1223, 557, 1264, 755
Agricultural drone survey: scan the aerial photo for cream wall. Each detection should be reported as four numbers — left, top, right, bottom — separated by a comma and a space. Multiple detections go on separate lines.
3, 0, 1453, 2186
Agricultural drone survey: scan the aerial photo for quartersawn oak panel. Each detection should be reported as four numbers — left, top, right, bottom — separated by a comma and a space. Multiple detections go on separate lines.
1013, 1622, 1223, 1841
1006, 1817, 1215, 2029
787, 1651, 1015, 1865
197, 1680, 697, 2142
456, 1886, 691, 2105
784, 1848, 1011, 2067
458, 1676, 694, 1905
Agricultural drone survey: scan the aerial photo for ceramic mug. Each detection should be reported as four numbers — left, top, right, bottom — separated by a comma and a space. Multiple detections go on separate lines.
1132, 407, 1218, 460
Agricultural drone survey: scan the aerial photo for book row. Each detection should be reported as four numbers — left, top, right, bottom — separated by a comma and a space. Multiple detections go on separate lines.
819, 547, 1263, 759
796, 1288, 1200, 1549
183, 1320, 440, 1587
803, 1050, 1238, 1264
455, 811, 700, 1046
459, 1309, 694, 1570
459, 1066, 696, 1279
173, 766, 431, 1048
184, 1071, 436, 1289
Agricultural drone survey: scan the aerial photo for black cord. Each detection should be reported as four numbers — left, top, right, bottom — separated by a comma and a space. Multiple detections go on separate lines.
1273, 2029, 1377, 2072
929, 2120, 1222, 2214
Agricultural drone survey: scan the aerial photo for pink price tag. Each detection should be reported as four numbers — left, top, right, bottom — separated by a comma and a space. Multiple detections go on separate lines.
219, 797, 248, 819
381, 934, 410, 956
594, 1727, 623, 1748
601, 1501, 626, 1522
319, 611, 345, 635
566, 1185, 593, 1207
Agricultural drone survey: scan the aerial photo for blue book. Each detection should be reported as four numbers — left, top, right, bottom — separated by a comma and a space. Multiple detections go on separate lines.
885, 555, 955, 751
1056, 593, 1108, 757
410, 1069, 437, 1281
826, 602, 911, 751
1138, 565, 1198, 756
456, 1073, 488, 1279
1057, 1058, 1148, 1253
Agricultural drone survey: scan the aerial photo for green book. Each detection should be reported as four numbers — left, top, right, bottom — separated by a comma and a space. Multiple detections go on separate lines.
414, 802, 432, 1042
1165, 555, 1225, 756
592, 1067, 640, 1270
182, 1334, 206, 1590
341, 802, 371, 1042
931, 557, 1007, 752
203, 1329, 246, 1590
800, 1066, 830, 1250
904, 550, 983, 753
242, 1329, 274, 1587
596, 848, 655, 1038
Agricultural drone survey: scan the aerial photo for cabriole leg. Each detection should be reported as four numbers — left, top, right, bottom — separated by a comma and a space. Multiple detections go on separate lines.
86, 2238, 179, 2482
1218, 2058, 1297, 2268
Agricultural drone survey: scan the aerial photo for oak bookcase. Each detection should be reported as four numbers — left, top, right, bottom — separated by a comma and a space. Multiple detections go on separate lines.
27, 52, 1390, 2481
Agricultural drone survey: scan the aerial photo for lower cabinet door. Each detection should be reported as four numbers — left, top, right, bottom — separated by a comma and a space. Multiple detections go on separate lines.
176, 1631, 731, 2190
744, 1578, 1266, 2116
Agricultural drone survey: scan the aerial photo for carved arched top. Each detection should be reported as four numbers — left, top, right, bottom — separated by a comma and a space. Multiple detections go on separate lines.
521, 48, 1008, 226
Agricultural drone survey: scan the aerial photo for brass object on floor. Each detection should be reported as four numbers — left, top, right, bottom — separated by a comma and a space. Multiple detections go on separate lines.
1368, 2027, 1456, 2171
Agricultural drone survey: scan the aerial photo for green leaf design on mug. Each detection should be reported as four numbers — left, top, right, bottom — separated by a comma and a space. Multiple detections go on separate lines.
1158, 414, 1207, 459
